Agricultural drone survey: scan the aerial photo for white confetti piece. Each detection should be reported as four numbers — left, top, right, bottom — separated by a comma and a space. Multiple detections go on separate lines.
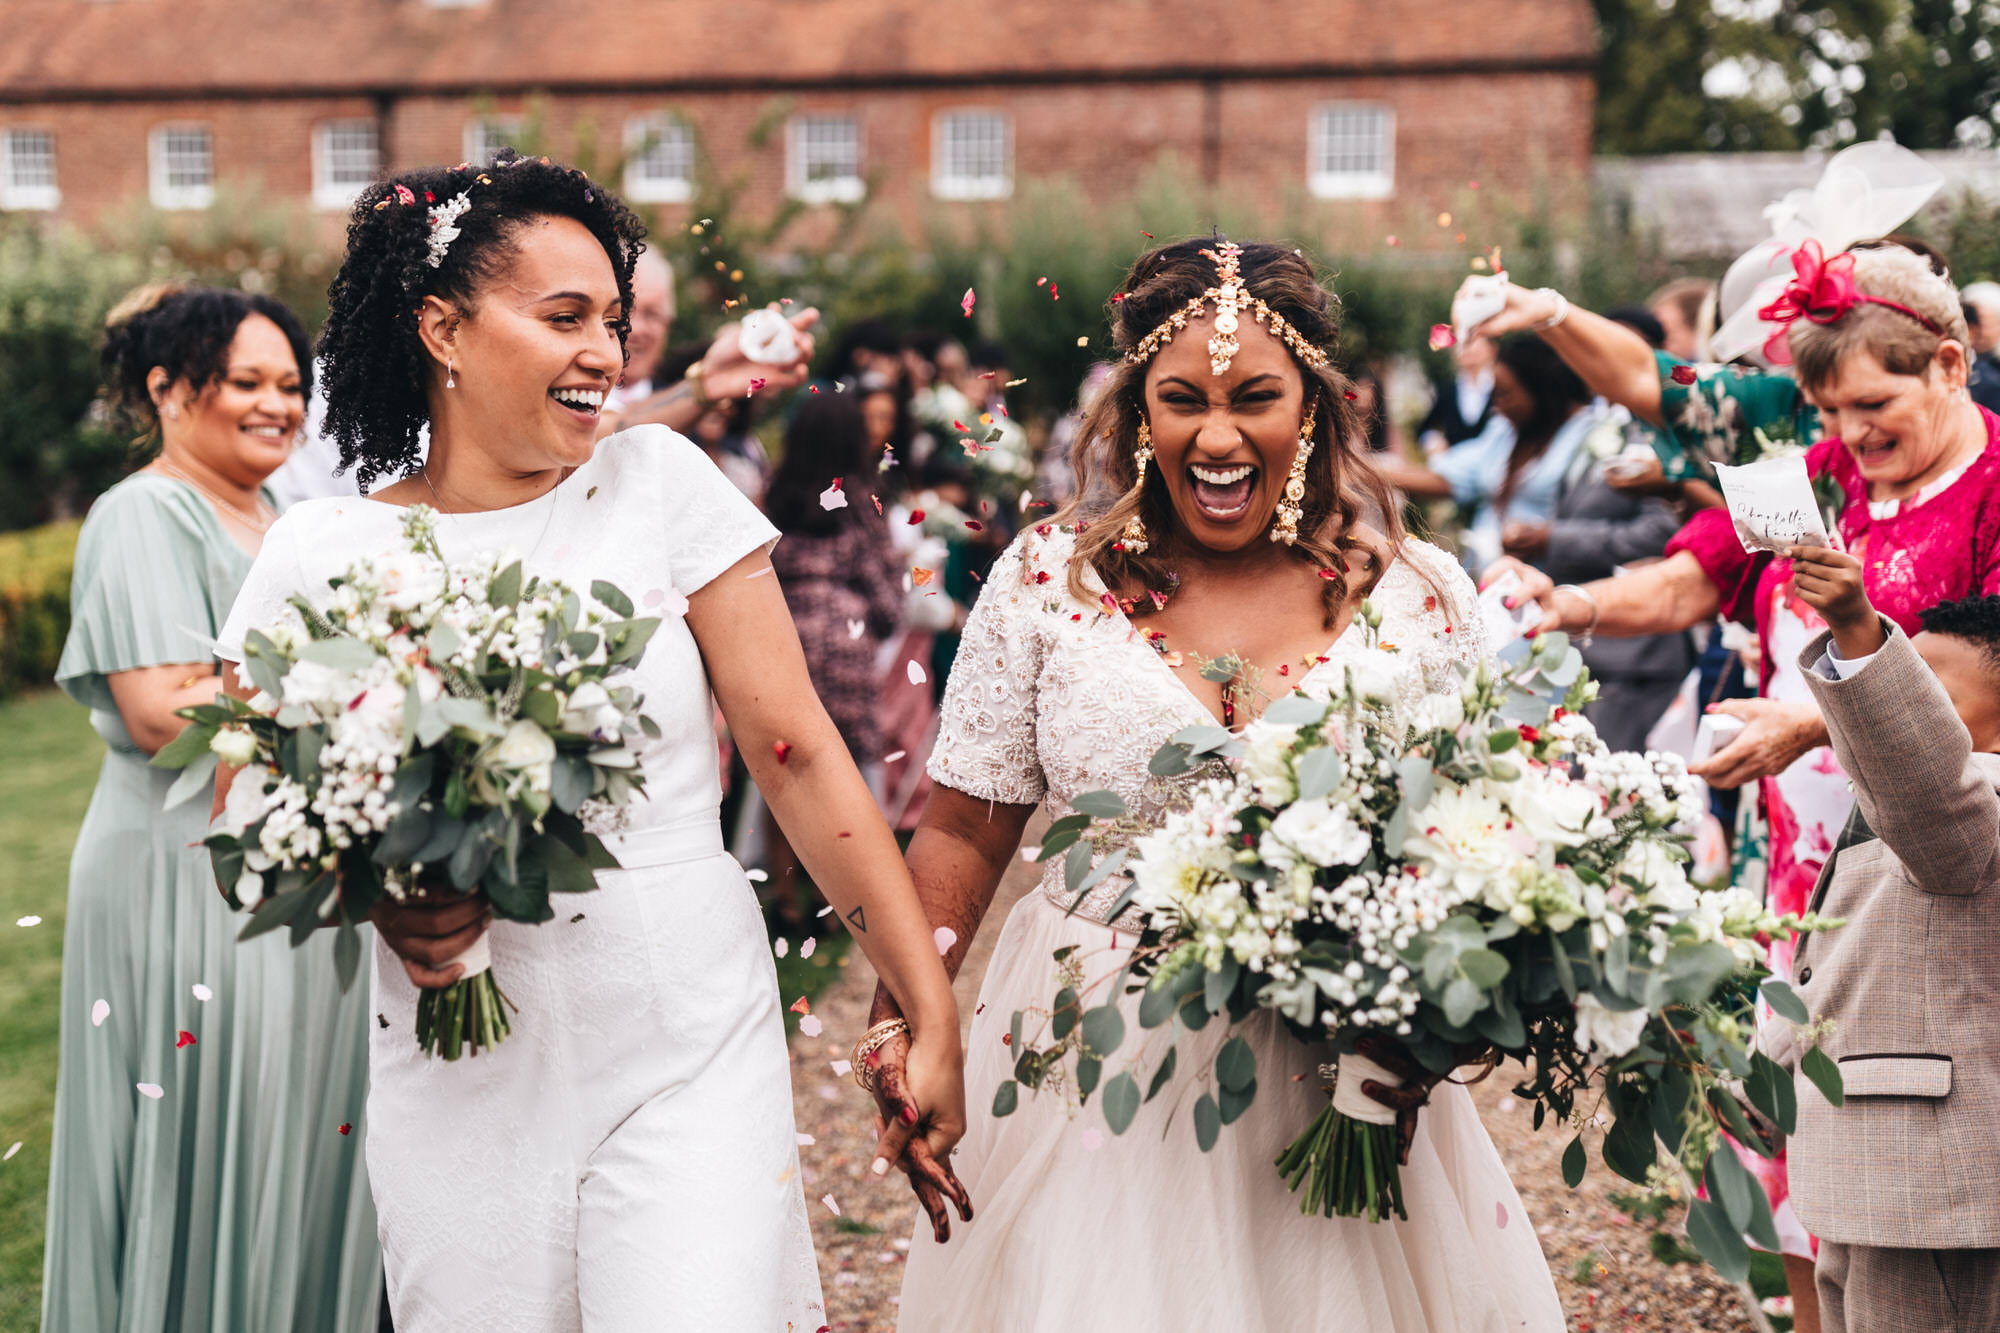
797, 1132, 816, 1147
90, 999, 109, 1028
877, 1250, 899, 1264
1081, 1127, 1105, 1152
1020, 846, 1041, 862
799, 1015, 823, 1038
3, 1142, 20, 1161
933, 927, 957, 955
136, 1083, 164, 1100
830, 1059, 853, 1076
893, 1237, 911, 1252
745, 869, 769, 883
746, 566, 775, 580
774, 938, 790, 958
816, 905, 834, 917
800, 937, 817, 959
190, 984, 213, 1002
847, 619, 865, 640
906, 659, 927, 685
882, 750, 906, 764
15, 915, 41, 927
818, 484, 849, 512
820, 1192, 842, 1216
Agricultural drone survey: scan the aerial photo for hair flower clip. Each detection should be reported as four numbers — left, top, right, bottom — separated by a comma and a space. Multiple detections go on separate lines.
1753, 237, 1943, 365
424, 190, 475, 270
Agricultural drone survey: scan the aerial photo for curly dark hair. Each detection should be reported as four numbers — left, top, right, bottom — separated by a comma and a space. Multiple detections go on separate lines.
1919, 594, 2000, 673
1056, 237, 1403, 626
317, 150, 647, 491
100, 283, 312, 444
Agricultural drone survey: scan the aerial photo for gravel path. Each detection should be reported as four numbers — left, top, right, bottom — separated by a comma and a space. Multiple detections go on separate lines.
785, 837, 1766, 1332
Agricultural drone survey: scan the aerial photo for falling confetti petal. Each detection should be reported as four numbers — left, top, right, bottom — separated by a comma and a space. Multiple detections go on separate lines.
847, 619, 865, 640
775, 938, 790, 958
1020, 846, 1041, 862
175, 1030, 196, 1049
816, 905, 834, 917
799, 1015, 824, 1037
818, 482, 848, 512
1428, 324, 1457, 352
821, 1193, 842, 1216
906, 660, 927, 686
882, 750, 906, 764
906, 509, 926, 525
773, 740, 793, 764
1081, 1127, 1105, 1152
136, 1083, 164, 1100
338, 1123, 353, 1135
933, 927, 957, 955
790, 996, 812, 1015
830, 1059, 852, 1076
15, 915, 41, 927
746, 868, 769, 883
1496, 1201, 1509, 1229
1670, 365, 1699, 385
960, 288, 976, 318
2, 1142, 18, 1161
801, 937, 817, 959
910, 567, 934, 587
797, 1132, 816, 1146
91, 1000, 109, 1028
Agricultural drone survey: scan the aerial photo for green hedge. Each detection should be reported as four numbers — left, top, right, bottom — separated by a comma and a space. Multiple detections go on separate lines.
0, 519, 79, 699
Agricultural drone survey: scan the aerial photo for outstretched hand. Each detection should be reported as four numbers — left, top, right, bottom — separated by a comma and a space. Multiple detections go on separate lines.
1452, 277, 1565, 342
865, 1028, 974, 1243
699, 306, 821, 402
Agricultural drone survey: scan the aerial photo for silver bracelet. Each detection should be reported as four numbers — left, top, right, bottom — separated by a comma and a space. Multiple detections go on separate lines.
1553, 583, 1598, 648
1528, 288, 1571, 332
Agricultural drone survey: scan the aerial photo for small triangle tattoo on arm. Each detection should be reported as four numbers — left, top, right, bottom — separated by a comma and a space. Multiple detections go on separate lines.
845, 905, 868, 934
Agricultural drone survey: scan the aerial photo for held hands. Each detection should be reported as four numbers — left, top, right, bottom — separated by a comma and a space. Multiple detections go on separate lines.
368, 886, 490, 990
1788, 545, 1885, 661
1688, 697, 1828, 789
699, 306, 821, 402
864, 1027, 974, 1242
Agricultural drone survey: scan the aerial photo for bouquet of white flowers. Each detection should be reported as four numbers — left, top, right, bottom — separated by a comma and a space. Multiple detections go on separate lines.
1002, 613, 1841, 1281
156, 506, 660, 1060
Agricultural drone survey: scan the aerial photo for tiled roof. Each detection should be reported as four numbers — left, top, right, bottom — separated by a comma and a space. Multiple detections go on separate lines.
0, 0, 1596, 100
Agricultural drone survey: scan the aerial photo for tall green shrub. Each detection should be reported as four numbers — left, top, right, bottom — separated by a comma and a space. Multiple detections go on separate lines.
0, 518, 80, 698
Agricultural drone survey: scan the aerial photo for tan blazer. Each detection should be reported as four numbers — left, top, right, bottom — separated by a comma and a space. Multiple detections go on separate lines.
1776, 622, 2000, 1249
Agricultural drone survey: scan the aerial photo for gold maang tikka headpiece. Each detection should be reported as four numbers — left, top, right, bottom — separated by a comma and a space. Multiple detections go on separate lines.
1120, 241, 1331, 377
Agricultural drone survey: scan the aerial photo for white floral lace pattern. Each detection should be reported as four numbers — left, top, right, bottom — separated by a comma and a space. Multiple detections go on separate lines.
928, 526, 1490, 925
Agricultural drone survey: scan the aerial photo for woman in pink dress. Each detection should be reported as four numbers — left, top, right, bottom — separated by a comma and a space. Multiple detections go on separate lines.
1483, 241, 2000, 1329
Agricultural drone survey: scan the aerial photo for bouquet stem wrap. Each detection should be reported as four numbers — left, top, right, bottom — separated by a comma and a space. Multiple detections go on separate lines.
1276, 1051, 1408, 1222
415, 935, 515, 1060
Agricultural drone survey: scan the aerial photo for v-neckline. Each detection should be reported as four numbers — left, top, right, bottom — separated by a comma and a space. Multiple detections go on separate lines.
1099, 592, 1363, 730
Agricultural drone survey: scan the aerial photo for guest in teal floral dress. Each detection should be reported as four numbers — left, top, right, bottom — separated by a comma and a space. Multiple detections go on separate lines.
43, 286, 379, 1331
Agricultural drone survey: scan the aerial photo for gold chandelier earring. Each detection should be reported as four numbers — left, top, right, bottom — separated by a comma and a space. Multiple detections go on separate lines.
1270, 402, 1317, 545
1121, 417, 1155, 554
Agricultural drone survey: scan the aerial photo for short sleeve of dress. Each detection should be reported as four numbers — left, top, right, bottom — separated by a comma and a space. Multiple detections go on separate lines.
1653, 352, 1820, 483
926, 533, 1047, 806
215, 507, 313, 664
1402, 538, 1491, 672
642, 427, 780, 595
56, 478, 241, 713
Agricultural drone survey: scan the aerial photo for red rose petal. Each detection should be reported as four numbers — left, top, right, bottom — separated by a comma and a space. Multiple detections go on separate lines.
773, 740, 792, 764
338, 1123, 352, 1136
175, 1030, 196, 1049
1670, 365, 1699, 385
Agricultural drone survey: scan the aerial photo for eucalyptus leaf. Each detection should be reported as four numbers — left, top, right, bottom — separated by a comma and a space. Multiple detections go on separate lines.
1761, 980, 1810, 1025
372, 806, 435, 865
1077, 1054, 1102, 1098
1459, 948, 1510, 989
1684, 1196, 1750, 1284
1442, 976, 1484, 1027
1295, 747, 1345, 801
1561, 1134, 1587, 1188
411, 813, 467, 867
1101, 1072, 1142, 1134
1204, 956, 1240, 1016
590, 579, 635, 618
1138, 978, 1179, 1029
1601, 1111, 1656, 1183
437, 697, 506, 738
1147, 744, 1197, 777
333, 916, 362, 993
1146, 1046, 1179, 1102
1193, 1093, 1221, 1151
1170, 724, 1234, 755
992, 1080, 1019, 1117
1259, 693, 1324, 727
1069, 790, 1128, 819
1745, 1178, 1782, 1252
1802, 1045, 1845, 1107
162, 751, 220, 810
1396, 755, 1437, 812
1080, 1005, 1126, 1057
490, 560, 523, 608
1218, 1076, 1257, 1125
294, 636, 379, 672
1705, 1143, 1755, 1231
1216, 1036, 1256, 1093
605, 617, 662, 667
236, 884, 312, 943
1052, 987, 1079, 1040
552, 755, 596, 815
1063, 841, 1093, 901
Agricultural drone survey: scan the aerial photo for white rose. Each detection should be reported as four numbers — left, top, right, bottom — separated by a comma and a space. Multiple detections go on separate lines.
1620, 839, 1695, 911
1413, 690, 1464, 734
1262, 798, 1372, 870
375, 550, 448, 613
209, 728, 259, 766
1347, 650, 1405, 706
336, 677, 407, 757
215, 763, 275, 837
280, 660, 356, 717
560, 681, 625, 740
488, 719, 557, 792
1509, 765, 1608, 848
1573, 991, 1650, 1061
1238, 719, 1300, 807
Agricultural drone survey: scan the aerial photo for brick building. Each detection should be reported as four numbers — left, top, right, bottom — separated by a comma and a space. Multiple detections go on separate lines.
0, 0, 1597, 243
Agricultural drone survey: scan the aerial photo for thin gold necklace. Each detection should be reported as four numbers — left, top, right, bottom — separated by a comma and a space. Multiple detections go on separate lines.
421, 465, 567, 561
152, 459, 275, 532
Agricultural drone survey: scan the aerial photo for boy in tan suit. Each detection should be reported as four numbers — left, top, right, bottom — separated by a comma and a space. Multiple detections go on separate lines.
1777, 546, 2000, 1333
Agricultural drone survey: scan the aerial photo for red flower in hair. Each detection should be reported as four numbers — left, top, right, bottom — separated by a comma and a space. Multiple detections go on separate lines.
392, 184, 416, 207
1754, 238, 1942, 365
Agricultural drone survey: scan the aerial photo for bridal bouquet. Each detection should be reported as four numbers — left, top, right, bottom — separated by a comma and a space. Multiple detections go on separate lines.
155, 506, 660, 1059
1002, 616, 1841, 1281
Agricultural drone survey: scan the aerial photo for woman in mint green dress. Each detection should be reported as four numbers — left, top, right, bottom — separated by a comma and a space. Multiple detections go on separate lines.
43, 286, 380, 1331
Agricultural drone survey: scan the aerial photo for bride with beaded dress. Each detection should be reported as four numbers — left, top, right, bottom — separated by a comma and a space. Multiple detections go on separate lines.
861, 239, 1565, 1332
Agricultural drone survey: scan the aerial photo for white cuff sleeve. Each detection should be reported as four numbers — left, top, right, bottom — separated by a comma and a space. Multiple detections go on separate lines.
1821, 643, 1879, 680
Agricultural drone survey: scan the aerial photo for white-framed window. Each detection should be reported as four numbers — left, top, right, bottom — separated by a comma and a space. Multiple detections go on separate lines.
149, 124, 214, 210
931, 110, 1011, 201
786, 114, 863, 204
622, 114, 695, 204
1308, 102, 1394, 200
0, 128, 59, 211
311, 119, 380, 210
464, 118, 522, 167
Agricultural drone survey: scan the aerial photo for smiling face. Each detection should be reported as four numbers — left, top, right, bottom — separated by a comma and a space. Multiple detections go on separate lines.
1141, 313, 1310, 556
1801, 346, 1970, 490
425, 214, 625, 472
158, 313, 304, 484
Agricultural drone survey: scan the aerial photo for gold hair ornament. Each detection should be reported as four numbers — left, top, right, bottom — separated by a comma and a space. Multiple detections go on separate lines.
1121, 241, 1332, 377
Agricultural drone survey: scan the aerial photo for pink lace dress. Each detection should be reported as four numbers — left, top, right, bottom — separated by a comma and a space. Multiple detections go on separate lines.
1666, 409, 2000, 1253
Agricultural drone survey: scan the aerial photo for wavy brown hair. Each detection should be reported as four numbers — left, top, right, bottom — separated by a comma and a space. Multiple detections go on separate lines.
1055, 238, 1405, 627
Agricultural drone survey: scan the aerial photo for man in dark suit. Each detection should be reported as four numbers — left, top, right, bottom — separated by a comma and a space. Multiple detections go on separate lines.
1416, 334, 1496, 453
1962, 283, 2000, 415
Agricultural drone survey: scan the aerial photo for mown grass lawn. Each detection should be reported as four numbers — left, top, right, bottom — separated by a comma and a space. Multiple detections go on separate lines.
0, 690, 99, 1330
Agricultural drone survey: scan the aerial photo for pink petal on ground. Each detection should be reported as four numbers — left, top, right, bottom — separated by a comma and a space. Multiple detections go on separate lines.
821, 1193, 842, 1216
799, 1015, 824, 1038
933, 927, 957, 955
136, 1083, 164, 1100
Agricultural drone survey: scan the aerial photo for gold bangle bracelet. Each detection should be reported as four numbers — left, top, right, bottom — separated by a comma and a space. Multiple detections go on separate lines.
851, 1018, 911, 1093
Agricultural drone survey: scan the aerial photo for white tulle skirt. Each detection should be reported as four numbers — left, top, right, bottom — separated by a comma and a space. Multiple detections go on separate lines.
898, 891, 1565, 1333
